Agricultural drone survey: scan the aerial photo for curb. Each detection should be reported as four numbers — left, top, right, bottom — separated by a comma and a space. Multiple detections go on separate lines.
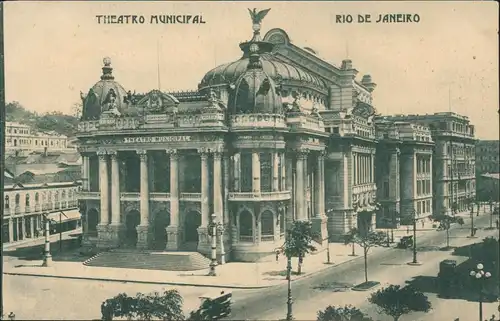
2, 271, 274, 290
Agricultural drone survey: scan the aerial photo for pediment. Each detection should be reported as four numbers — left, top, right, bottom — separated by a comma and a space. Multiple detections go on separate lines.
135, 90, 180, 114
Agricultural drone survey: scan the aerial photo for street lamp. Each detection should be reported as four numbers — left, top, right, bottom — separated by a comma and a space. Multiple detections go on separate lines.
41, 212, 52, 267
469, 263, 492, 321
207, 213, 219, 276
468, 197, 477, 238
407, 208, 421, 266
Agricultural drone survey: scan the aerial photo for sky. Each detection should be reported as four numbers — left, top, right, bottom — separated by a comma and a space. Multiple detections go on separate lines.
4, 1, 499, 139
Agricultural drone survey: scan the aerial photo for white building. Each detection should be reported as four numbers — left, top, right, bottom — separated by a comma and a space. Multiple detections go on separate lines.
5, 122, 75, 155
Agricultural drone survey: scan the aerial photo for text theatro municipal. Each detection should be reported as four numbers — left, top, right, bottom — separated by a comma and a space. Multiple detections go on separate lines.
95, 15, 206, 24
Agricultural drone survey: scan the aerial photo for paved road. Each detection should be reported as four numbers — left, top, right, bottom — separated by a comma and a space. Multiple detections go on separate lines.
227, 213, 498, 320
3, 274, 207, 320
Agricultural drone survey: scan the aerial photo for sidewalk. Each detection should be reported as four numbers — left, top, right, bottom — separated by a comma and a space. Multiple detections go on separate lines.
3, 226, 438, 289
2, 228, 82, 251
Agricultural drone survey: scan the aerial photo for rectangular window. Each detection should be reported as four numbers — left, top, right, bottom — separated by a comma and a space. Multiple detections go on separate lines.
417, 181, 422, 196
417, 202, 422, 214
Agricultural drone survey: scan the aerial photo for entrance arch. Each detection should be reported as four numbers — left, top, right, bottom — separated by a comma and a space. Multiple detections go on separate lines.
152, 211, 170, 250
125, 210, 141, 247
87, 208, 99, 236
184, 210, 201, 246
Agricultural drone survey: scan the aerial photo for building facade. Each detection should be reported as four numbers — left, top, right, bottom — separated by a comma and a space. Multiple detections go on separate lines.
374, 120, 434, 225
76, 11, 475, 261
476, 140, 499, 175
2, 179, 81, 245
5, 122, 75, 155
383, 113, 477, 215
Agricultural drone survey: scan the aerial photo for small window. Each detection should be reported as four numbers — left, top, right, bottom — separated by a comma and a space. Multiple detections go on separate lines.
4, 195, 10, 209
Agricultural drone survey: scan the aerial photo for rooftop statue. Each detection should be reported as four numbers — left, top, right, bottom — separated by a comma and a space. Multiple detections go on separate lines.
248, 8, 271, 32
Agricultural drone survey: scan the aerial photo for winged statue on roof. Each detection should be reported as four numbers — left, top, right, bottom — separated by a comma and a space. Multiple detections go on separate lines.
248, 8, 271, 31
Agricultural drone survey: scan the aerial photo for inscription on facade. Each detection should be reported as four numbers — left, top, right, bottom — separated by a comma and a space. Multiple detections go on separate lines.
123, 136, 192, 143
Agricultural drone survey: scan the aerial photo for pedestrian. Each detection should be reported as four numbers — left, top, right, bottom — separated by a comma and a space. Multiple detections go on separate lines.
496, 219, 499, 229
421, 220, 425, 228
406, 225, 410, 234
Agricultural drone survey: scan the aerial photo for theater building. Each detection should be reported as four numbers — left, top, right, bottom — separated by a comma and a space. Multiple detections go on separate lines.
76, 10, 475, 262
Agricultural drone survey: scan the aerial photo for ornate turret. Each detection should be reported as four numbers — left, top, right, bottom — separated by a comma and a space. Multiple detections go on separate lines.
80, 57, 129, 120
229, 9, 283, 115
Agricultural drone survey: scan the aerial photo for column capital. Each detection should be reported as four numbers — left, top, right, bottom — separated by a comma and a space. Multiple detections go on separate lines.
108, 150, 119, 160
136, 149, 147, 161
197, 147, 211, 156
166, 148, 178, 159
318, 150, 327, 159
294, 149, 309, 160
97, 149, 107, 161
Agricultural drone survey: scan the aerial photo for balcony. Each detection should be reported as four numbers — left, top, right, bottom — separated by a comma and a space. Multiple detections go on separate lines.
228, 191, 291, 202
78, 191, 101, 200
15, 207, 21, 215
120, 192, 140, 201
150, 193, 171, 201
180, 193, 202, 201
25, 206, 31, 213
286, 112, 325, 133
4, 208, 11, 216
34, 204, 41, 212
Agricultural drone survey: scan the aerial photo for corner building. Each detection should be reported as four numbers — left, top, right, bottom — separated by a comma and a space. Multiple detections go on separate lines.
77, 13, 429, 261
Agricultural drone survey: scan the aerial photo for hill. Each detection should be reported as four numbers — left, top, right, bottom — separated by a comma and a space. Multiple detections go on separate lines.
6, 101, 80, 137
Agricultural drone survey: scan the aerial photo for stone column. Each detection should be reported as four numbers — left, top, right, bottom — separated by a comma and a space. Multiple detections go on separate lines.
213, 151, 223, 221
82, 154, 89, 191
222, 153, 230, 259
198, 149, 210, 253
285, 153, 294, 227
353, 152, 357, 186
272, 152, 280, 192
312, 150, 328, 245
252, 151, 261, 193
8, 218, 14, 243
108, 151, 123, 246
280, 153, 286, 191
295, 150, 307, 221
98, 151, 109, 226
166, 149, 180, 250
136, 150, 150, 249
30, 216, 35, 238
21, 217, 26, 240
233, 153, 240, 192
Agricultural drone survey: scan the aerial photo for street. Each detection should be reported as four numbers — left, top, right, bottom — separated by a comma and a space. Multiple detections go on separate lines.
227, 212, 499, 320
3, 212, 498, 320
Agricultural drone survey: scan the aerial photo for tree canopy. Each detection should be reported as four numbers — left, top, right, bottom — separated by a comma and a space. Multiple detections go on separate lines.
6, 101, 79, 137
368, 285, 431, 321
317, 305, 373, 321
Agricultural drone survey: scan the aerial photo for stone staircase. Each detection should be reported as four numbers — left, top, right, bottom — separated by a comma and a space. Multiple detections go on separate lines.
83, 249, 211, 271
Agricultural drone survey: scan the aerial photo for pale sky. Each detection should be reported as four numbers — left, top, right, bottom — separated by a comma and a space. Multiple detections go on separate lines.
4, 1, 499, 139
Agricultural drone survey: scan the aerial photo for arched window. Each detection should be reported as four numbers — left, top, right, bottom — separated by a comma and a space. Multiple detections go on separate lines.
260, 153, 273, 192
280, 208, 285, 234
240, 153, 253, 192
48, 191, 52, 202
4, 195, 9, 209
25, 194, 30, 207
14, 139, 17, 146
35, 192, 39, 203
15, 194, 20, 206
68, 190, 73, 199
62, 190, 66, 199
260, 210, 274, 236
239, 210, 253, 239
54, 191, 59, 202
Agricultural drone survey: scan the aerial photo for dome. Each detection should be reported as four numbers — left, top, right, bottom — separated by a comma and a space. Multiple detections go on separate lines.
81, 57, 129, 120
230, 68, 282, 115
200, 53, 326, 91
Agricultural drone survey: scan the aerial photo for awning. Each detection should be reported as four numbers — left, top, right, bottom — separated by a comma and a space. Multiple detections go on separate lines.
47, 209, 81, 223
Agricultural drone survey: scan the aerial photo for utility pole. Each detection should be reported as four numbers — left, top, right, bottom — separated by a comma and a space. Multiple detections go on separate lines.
42, 213, 52, 267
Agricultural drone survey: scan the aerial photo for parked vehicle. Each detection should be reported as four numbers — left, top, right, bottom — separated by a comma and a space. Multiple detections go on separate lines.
396, 235, 413, 249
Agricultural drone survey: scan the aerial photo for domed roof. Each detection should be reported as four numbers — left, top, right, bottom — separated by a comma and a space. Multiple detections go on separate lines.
81, 57, 129, 120
230, 68, 282, 115
200, 53, 326, 91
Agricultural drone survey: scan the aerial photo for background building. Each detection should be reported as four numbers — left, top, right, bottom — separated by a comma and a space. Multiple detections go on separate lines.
5, 121, 76, 155
3, 172, 82, 245
476, 140, 499, 175
382, 113, 476, 216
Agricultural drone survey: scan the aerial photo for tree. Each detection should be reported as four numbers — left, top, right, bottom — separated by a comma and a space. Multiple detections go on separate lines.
100, 290, 185, 321
282, 220, 317, 274
353, 230, 387, 283
343, 227, 358, 256
368, 285, 431, 321
317, 305, 373, 321
432, 212, 465, 249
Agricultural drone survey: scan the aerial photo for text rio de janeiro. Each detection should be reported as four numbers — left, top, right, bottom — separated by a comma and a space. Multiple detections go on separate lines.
336, 14, 420, 24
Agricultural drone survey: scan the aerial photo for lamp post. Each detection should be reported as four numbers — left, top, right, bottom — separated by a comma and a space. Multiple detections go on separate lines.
208, 213, 218, 276
286, 251, 293, 321
469, 263, 492, 321
468, 197, 476, 238
41, 213, 52, 267
217, 223, 225, 265
407, 208, 420, 265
